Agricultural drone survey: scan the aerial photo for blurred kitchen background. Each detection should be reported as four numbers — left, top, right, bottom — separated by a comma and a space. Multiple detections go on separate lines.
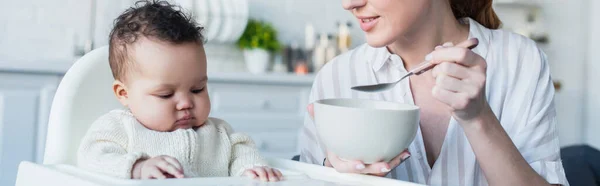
1, 0, 599, 185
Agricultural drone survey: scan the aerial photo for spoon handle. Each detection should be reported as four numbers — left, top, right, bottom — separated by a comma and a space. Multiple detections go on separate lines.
410, 38, 480, 76
412, 62, 435, 75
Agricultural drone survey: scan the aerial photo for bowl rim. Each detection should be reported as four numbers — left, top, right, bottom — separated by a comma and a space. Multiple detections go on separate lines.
314, 98, 420, 112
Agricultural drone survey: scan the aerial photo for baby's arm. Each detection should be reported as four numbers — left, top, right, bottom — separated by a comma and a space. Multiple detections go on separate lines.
215, 119, 282, 181
77, 115, 147, 179
212, 119, 265, 175
228, 133, 283, 181
228, 132, 268, 175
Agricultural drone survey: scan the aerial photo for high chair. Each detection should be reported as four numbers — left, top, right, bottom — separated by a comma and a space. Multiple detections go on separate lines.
14, 46, 421, 186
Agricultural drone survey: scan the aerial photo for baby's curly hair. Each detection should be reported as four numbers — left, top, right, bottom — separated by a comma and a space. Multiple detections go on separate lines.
108, 0, 204, 81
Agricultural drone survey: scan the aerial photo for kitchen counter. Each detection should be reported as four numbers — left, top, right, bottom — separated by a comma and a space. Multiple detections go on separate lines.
0, 60, 316, 85
208, 72, 315, 85
0, 59, 75, 75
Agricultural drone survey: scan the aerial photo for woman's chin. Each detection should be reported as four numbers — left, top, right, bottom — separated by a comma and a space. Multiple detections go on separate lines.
365, 34, 393, 48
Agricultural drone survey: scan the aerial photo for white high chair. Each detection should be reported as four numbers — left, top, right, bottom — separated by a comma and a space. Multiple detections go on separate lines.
14, 46, 421, 186
42, 46, 121, 166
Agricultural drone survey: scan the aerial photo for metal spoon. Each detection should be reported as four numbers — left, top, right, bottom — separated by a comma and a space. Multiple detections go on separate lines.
351, 38, 479, 93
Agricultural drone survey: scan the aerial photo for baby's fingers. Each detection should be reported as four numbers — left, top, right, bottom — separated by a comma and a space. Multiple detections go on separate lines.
156, 160, 184, 178
243, 169, 258, 179
273, 168, 283, 180
265, 167, 279, 182
253, 167, 268, 182
162, 156, 183, 171
148, 167, 166, 179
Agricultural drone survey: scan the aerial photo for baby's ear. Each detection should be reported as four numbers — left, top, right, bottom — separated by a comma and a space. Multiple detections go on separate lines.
113, 80, 129, 106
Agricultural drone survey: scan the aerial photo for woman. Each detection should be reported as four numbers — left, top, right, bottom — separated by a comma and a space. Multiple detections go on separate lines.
298, 0, 568, 185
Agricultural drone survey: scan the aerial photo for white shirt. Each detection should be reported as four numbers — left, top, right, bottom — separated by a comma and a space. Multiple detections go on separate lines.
298, 18, 569, 186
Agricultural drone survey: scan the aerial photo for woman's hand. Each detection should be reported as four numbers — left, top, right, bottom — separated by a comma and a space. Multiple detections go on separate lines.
427, 39, 492, 125
307, 104, 411, 177
324, 149, 410, 177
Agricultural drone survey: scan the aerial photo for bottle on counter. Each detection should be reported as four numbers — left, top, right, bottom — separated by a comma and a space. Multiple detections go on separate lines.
337, 21, 352, 53
313, 33, 329, 72
325, 34, 337, 63
284, 42, 300, 73
304, 23, 316, 73
272, 53, 287, 73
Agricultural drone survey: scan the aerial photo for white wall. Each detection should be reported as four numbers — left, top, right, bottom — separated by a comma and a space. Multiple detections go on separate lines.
0, 0, 91, 62
491, 2, 589, 147
0, 0, 136, 63
0, 0, 360, 60
586, 0, 600, 149
538, 1, 588, 147
247, 0, 365, 48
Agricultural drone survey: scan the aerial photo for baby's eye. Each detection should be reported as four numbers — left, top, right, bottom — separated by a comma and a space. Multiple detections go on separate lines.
157, 93, 173, 99
191, 88, 205, 94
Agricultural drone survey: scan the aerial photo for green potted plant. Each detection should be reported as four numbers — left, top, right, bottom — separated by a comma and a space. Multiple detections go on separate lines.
236, 19, 281, 74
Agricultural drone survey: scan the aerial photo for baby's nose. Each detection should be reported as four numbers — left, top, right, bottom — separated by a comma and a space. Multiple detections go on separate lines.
176, 97, 194, 110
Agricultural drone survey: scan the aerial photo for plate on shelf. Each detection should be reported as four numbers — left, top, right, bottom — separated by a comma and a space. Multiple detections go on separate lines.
230, 0, 249, 43
205, 0, 222, 43
194, 0, 210, 31
217, 0, 235, 43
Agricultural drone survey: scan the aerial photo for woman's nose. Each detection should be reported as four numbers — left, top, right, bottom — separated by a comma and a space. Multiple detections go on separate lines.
342, 0, 366, 10
176, 96, 194, 110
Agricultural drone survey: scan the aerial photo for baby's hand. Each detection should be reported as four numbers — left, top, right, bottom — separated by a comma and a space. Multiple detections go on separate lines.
132, 155, 184, 179
243, 166, 283, 182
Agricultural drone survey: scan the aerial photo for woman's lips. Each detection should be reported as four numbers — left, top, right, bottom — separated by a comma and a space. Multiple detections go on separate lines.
358, 16, 380, 32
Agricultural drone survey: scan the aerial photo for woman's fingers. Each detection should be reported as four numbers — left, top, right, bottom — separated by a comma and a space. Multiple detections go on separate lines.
435, 74, 465, 92
431, 62, 471, 80
388, 149, 412, 169
428, 47, 479, 67
426, 38, 483, 70
363, 149, 411, 175
364, 162, 392, 174
327, 151, 367, 173
307, 103, 314, 120
442, 42, 454, 47
432, 85, 471, 111
327, 151, 404, 175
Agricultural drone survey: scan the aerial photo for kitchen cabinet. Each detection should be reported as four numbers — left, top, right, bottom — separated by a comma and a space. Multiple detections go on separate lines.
207, 73, 314, 159
0, 71, 61, 186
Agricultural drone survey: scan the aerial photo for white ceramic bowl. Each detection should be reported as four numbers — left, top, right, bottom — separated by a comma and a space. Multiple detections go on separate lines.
314, 98, 419, 164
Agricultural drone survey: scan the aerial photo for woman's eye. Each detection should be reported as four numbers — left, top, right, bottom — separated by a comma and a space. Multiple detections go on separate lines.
191, 88, 205, 94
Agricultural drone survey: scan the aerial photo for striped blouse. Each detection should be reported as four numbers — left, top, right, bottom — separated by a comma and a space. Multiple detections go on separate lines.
298, 18, 569, 186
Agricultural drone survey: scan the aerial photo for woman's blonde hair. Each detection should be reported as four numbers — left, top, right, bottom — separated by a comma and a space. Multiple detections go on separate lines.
450, 0, 502, 29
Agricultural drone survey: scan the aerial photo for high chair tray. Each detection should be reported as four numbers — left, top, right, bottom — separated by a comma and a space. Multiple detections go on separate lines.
16, 158, 424, 186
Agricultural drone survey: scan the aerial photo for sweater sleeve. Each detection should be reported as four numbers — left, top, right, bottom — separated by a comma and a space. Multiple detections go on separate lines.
213, 118, 268, 176
76, 111, 148, 179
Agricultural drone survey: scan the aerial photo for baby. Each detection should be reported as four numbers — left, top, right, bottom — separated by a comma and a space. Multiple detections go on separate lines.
77, 0, 282, 181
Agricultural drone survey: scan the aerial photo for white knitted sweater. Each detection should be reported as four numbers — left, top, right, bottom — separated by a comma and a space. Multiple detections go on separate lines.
77, 109, 266, 179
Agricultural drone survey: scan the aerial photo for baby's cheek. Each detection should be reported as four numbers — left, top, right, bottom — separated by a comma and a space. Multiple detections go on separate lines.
133, 100, 175, 131
196, 96, 211, 117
